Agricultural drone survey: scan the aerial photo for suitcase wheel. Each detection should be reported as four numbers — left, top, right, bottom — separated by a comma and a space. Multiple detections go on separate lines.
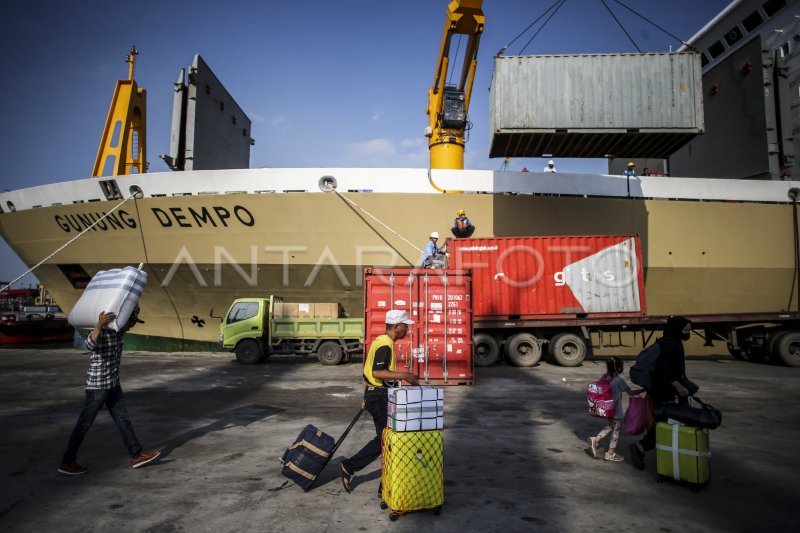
379, 501, 388, 510
656, 475, 665, 484
389, 513, 399, 522
433, 506, 442, 516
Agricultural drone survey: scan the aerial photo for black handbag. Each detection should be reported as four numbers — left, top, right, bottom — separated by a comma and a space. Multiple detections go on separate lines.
653, 396, 722, 430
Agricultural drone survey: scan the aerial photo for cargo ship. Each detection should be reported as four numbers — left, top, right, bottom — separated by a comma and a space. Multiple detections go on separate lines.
0, 0, 798, 351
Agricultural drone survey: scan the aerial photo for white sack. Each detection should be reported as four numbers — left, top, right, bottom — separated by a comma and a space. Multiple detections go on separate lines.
68, 266, 148, 331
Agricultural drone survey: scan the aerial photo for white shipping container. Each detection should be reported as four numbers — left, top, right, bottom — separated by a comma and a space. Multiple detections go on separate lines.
489, 52, 704, 159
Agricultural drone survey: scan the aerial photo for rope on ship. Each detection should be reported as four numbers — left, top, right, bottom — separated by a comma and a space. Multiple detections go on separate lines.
0, 190, 141, 294
319, 176, 422, 267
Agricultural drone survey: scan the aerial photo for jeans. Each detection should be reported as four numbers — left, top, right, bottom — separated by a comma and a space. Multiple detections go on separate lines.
61, 385, 143, 463
341, 387, 388, 473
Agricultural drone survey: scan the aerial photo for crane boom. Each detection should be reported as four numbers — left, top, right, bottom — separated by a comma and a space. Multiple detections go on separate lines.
92, 47, 147, 177
426, 0, 484, 170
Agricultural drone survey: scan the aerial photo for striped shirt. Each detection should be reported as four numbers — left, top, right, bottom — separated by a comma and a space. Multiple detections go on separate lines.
84, 329, 124, 389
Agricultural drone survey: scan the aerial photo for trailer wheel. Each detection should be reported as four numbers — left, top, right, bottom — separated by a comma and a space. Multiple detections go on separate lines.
505, 333, 542, 367
773, 331, 800, 367
235, 339, 262, 365
474, 334, 500, 367
317, 341, 343, 365
767, 331, 787, 363
549, 333, 587, 367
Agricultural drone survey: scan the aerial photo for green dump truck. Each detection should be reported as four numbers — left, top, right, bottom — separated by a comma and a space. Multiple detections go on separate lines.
218, 296, 364, 365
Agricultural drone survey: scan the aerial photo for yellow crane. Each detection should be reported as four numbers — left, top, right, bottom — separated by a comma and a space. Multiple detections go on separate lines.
426, 0, 484, 170
92, 46, 147, 177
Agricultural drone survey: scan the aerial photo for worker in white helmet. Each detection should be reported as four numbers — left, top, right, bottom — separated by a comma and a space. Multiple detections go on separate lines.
544, 160, 557, 173
420, 231, 444, 268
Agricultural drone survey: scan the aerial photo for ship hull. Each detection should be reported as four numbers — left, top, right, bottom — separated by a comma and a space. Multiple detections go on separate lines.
1, 169, 797, 350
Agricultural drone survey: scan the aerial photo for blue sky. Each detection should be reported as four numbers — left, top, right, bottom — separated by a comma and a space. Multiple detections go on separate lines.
0, 0, 731, 286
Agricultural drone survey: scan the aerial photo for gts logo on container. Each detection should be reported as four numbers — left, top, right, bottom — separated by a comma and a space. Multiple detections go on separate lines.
553, 268, 615, 287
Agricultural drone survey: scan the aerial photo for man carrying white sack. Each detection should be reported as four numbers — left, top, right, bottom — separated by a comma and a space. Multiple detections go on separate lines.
58, 306, 161, 475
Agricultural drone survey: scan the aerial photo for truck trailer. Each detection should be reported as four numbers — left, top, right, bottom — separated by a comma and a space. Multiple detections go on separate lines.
443, 235, 800, 368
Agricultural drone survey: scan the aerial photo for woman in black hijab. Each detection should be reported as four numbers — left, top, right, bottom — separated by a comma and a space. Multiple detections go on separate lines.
630, 316, 693, 470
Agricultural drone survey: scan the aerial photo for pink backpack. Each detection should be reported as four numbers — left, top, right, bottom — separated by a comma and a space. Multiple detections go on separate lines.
587, 375, 615, 418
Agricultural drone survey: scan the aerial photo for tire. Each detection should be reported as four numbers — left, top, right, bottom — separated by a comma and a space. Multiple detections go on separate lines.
767, 331, 787, 362
505, 333, 542, 367
549, 333, 587, 367
772, 331, 800, 367
317, 341, 343, 365
474, 334, 500, 367
235, 339, 262, 365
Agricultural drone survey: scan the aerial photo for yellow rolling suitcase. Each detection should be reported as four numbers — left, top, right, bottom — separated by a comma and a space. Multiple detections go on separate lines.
380, 427, 443, 520
655, 421, 710, 489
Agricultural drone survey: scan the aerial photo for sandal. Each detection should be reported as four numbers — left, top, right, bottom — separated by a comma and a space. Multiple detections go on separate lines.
340, 464, 354, 493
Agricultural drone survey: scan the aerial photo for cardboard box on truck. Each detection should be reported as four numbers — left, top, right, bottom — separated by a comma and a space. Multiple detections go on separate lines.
281, 303, 299, 318
314, 303, 339, 318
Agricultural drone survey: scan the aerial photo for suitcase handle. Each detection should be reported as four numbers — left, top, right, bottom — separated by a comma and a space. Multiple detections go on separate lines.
329, 406, 366, 457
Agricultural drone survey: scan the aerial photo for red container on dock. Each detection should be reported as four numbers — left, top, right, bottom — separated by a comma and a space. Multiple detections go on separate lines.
363, 269, 473, 386
447, 235, 646, 320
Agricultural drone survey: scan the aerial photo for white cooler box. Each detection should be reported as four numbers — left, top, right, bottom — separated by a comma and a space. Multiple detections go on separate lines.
68, 266, 148, 331
387, 386, 444, 431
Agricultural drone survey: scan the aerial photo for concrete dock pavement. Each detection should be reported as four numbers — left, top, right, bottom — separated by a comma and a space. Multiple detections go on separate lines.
0, 348, 798, 531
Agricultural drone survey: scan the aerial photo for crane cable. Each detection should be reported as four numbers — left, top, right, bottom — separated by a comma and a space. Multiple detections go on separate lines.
498, 0, 693, 56
496, 0, 567, 56
0, 191, 139, 295
609, 0, 692, 49
448, 34, 463, 87
520, 0, 569, 55
599, 0, 641, 53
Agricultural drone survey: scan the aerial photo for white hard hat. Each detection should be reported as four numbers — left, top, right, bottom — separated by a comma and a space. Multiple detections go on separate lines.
430, 231, 439, 239
548, 160, 554, 165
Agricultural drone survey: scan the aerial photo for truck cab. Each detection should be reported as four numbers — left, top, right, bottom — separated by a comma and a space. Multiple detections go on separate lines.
219, 295, 364, 365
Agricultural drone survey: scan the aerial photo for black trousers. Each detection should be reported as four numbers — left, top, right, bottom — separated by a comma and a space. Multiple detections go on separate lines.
341, 387, 387, 473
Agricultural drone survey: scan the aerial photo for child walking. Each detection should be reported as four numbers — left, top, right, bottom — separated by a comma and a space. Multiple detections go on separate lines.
588, 357, 644, 462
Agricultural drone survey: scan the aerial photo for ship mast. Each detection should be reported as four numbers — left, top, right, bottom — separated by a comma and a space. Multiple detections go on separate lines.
91, 46, 147, 177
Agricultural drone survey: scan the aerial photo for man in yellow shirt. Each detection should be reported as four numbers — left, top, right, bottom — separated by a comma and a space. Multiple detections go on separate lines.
340, 309, 418, 493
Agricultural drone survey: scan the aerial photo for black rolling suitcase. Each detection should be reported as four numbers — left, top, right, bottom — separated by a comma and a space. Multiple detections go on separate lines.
280, 407, 364, 491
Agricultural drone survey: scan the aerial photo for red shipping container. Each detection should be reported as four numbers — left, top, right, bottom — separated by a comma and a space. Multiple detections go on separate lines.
363, 269, 473, 386
447, 235, 646, 320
